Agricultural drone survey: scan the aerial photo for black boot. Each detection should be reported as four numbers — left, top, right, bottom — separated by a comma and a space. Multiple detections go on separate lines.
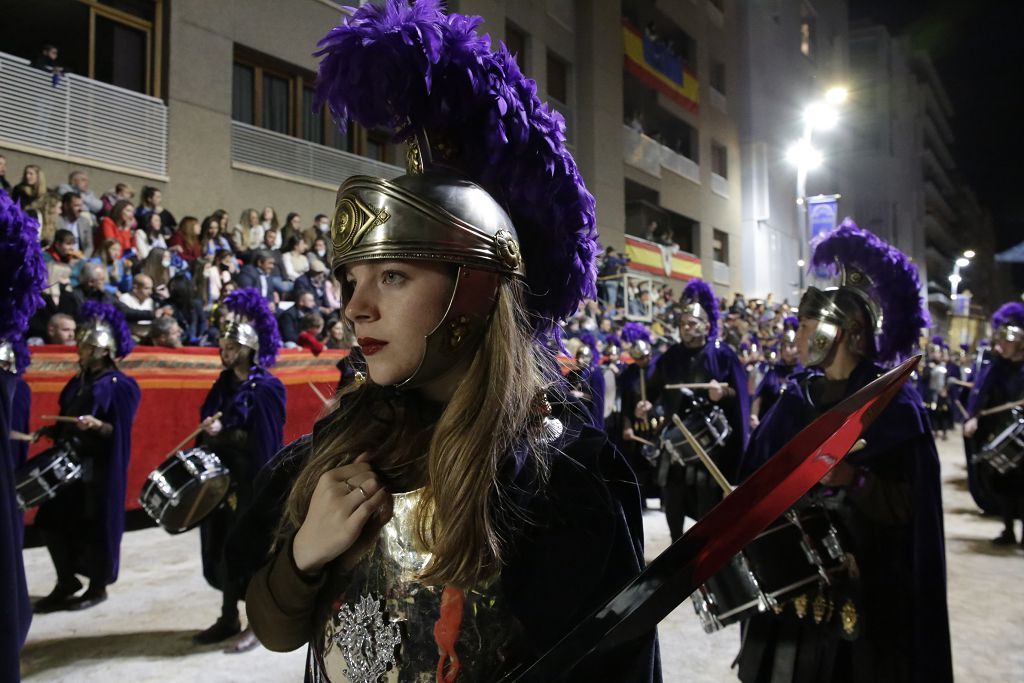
992, 528, 1017, 546
193, 616, 242, 645
34, 578, 83, 613
66, 585, 108, 611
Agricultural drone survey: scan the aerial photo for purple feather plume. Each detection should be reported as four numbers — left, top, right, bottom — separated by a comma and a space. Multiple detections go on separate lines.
605, 333, 622, 349
621, 322, 651, 345
681, 278, 719, 339
992, 302, 1024, 330
578, 331, 599, 359
313, 0, 598, 335
929, 334, 946, 348
810, 218, 929, 364
223, 288, 282, 367
783, 315, 798, 331
0, 189, 47, 373
78, 300, 135, 358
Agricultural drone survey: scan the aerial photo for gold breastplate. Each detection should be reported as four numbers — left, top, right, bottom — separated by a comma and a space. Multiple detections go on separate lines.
309, 489, 522, 682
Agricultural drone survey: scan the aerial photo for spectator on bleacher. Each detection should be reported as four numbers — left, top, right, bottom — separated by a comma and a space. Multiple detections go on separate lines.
311, 235, 330, 268
281, 235, 311, 281
323, 317, 354, 351
259, 206, 280, 247
235, 250, 287, 303
58, 170, 104, 216
280, 212, 304, 246
134, 211, 167, 260
259, 228, 287, 278
0, 154, 11, 193
46, 313, 77, 345
70, 261, 119, 314
35, 191, 62, 245
306, 213, 330, 246
98, 199, 135, 253
200, 215, 232, 259
27, 262, 75, 341
196, 250, 237, 310
12, 164, 46, 210
135, 186, 176, 231
44, 229, 79, 266
54, 191, 95, 258
146, 316, 183, 349
119, 273, 169, 341
100, 182, 134, 218
598, 246, 628, 314
297, 313, 325, 356
230, 208, 262, 255
168, 216, 203, 262
137, 247, 173, 288
166, 274, 206, 345
293, 260, 336, 316
94, 239, 132, 294
276, 290, 318, 345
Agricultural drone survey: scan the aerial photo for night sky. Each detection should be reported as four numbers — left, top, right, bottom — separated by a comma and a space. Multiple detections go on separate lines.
849, 0, 1024, 253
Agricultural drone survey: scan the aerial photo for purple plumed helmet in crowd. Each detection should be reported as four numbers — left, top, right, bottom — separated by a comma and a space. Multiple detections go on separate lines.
77, 300, 135, 358
313, 0, 598, 334
621, 322, 652, 345
680, 278, 719, 339
810, 218, 929, 364
783, 315, 799, 332
0, 189, 48, 373
222, 288, 282, 367
992, 302, 1024, 330
578, 331, 600, 359
930, 334, 946, 349
605, 333, 622, 351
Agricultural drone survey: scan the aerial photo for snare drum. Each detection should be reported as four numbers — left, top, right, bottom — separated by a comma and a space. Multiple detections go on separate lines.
15, 441, 82, 510
976, 408, 1024, 476
140, 448, 231, 534
690, 506, 848, 633
660, 404, 732, 466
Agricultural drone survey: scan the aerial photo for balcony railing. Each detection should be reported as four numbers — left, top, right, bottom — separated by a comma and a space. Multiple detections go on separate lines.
623, 124, 700, 184
709, 87, 727, 113
0, 50, 167, 176
710, 172, 729, 198
231, 121, 403, 188
712, 259, 730, 285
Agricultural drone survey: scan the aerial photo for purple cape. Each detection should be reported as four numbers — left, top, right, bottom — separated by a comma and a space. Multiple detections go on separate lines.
199, 367, 286, 472
753, 361, 803, 417
570, 365, 606, 431
1, 373, 31, 680
58, 370, 140, 584
738, 362, 952, 682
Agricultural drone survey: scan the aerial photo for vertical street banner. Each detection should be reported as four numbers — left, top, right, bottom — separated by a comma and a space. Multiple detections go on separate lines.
807, 194, 839, 241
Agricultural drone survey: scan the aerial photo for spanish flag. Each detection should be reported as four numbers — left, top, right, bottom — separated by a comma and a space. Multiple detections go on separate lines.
623, 20, 700, 114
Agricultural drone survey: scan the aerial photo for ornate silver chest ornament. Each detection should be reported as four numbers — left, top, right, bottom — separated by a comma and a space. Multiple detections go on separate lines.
332, 594, 402, 683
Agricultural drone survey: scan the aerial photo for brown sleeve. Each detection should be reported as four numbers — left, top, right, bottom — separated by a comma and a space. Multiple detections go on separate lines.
245, 534, 326, 652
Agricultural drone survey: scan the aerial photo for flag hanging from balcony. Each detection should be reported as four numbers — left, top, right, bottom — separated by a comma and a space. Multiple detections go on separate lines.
623, 20, 700, 114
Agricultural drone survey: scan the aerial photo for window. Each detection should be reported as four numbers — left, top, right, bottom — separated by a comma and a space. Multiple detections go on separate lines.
232, 64, 255, 124
546, 51, 569, 105
713, 229, 729, 264
710, 60, 726, 94
711, 141, 728, 178
261, 72, 290, 135
302, 86, 323, 144
505, 22, 528, 70
800, 3, 816, 59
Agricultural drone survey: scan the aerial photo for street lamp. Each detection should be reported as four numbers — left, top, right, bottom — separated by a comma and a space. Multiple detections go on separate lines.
789, 86, 846, 291
950, 251, 972, 301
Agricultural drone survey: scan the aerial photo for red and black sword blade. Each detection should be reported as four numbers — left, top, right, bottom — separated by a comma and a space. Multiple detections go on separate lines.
506, 355, 919, 682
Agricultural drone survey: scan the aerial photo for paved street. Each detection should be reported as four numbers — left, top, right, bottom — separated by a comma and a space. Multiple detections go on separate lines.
20, 429, 1024, 682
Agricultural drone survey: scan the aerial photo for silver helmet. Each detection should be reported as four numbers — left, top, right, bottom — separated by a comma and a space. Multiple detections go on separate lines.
797, 264, 883, 368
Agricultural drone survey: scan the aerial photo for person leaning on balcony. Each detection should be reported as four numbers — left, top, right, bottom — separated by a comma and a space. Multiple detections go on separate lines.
98, 200, 136, 253
55, 191, 95, 258
11, 164, 47, 210
58, 170, 104, 216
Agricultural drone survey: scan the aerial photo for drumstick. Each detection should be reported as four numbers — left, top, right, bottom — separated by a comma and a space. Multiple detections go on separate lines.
671, 414, 734, 495
948, 378, 974, 388
979, 398, 1024, 417
628, 435, 657, 447
664, 382, 731, 391
41, 415, 83, 424
166, 411, 223, 459
955, 400, 970, 421
307, 381, 330, 406
9, 431, 33, 442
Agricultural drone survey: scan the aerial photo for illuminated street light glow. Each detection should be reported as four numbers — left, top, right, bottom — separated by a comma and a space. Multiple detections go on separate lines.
804, 102, 839, 131
963, 249, 976, 259
948, 274, 961, 285
825, 86, 849, 105
786, 139, 822, 170
797, 259, 806, 268
955, 257, 970, 268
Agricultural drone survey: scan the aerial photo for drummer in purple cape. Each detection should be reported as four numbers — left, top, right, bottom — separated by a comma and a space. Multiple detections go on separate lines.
749, 316, 804, 431
917, 335, 956, 441
192, 288, 286, 650
635, 278, 750, 538
566, 332, 606, 431
30, 301, 141, 613
0, 188, 48, 682
963, 302, 1024, 545
245, 2, 659, 681
733, 220, 951, 683
617, 322, 660, 505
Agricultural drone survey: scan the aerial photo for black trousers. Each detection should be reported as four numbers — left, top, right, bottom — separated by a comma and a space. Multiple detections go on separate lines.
35, 479, 109, 588
662, 463, 721, 542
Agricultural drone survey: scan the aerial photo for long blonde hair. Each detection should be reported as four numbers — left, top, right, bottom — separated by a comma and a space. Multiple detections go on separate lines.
283, 276, 555, 588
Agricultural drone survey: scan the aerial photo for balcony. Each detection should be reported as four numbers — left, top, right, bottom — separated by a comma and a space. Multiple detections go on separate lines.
712, 259, 730, 285
710, 172, 729, 198
923, 180, 955, 223
231, 121, 403, 189
623, 124, 700, 184
709, 86, 727, 113
0, 50, 167, 177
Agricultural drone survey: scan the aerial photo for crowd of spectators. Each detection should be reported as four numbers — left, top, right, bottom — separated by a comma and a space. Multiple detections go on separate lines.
3, 156, 353, 356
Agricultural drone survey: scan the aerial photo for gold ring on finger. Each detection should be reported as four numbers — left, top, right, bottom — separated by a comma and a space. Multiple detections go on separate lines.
357, 485, 369, 499
343, 479, 355, 493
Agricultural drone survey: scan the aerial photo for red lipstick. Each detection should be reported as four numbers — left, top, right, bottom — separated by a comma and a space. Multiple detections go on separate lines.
358, 337, 389, 356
